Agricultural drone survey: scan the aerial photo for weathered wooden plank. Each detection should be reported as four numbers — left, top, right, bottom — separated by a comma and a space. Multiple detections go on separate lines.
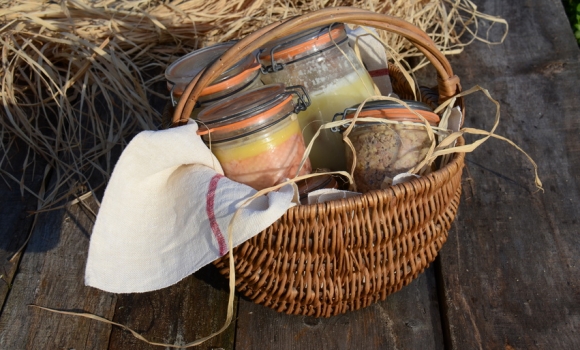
0, 147, 46, 310
437, 0, 580, 348
0, 198, 117, 349
235, 266, 444, 350
108, 264, 237, 350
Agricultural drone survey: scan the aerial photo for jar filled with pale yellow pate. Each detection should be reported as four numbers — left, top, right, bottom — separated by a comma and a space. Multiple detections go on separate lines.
259, 23, 376, 171
197, 84, 312, 190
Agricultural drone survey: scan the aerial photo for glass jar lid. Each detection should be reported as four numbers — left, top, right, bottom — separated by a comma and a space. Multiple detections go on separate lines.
165, 41, 259, 97
336, 100, 440, 126
197, 84, 304, 142
259, 23, 348, 71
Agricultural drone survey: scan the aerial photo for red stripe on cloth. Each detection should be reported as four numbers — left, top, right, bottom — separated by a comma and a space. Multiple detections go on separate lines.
368, 68, 389, 77
206, 174, 227, 256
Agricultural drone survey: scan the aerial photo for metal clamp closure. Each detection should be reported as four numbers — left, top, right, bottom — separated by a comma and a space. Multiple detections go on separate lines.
330, 107, 359, 132
258, 47, 285, 74
286, 85, 311, 113
168, 80, 201, 109
168, 81, 178, 107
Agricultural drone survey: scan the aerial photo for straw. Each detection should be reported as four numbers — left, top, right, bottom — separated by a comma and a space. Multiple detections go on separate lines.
0, 0, 508, 209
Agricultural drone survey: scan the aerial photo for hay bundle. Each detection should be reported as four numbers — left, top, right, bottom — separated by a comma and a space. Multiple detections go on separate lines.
0, 0, 506, 208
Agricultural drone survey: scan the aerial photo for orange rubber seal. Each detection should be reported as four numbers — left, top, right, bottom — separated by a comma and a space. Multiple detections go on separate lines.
261, 27, 345, 62
197, 94, 294, 136
173, 64, 260, 98
199, 64, 261, 97
347, 108, 440, 126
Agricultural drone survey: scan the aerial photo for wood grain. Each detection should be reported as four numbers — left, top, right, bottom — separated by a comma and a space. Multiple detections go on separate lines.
0, 147, 46, 310
108, 264, 237, 350
436, 0, 580, 349
234, 266, 444, 350
0, 198, 117, 349
2, 1, 580, 349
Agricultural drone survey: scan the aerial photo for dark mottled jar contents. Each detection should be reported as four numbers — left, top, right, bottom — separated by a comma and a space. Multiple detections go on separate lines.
346, 122, 434, 192
339, 100, 440, 192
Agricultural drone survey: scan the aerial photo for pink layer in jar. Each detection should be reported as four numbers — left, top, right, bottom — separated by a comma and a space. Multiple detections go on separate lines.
197, 84, 312, 190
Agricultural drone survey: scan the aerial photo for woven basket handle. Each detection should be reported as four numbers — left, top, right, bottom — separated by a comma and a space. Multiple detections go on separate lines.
172, 7, 462, 126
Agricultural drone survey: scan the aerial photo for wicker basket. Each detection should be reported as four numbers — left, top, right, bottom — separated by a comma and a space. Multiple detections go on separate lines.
171, 7, 465, 317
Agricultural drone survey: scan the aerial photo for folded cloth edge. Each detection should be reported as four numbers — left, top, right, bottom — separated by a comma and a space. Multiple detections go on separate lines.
85, 122, 296, 293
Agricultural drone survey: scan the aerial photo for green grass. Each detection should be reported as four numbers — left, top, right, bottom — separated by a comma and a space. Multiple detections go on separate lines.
562, 0, 580, 45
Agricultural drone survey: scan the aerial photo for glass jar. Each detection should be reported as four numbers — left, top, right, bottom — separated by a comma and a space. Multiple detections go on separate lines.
296, 171, 341, 204
336, 100, 440, 192
165, 42, 263, 119
259, 23, 376, 172
197, 84, 312, 190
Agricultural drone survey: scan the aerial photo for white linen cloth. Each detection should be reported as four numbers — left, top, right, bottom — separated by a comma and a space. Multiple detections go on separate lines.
85, 121, 296, 293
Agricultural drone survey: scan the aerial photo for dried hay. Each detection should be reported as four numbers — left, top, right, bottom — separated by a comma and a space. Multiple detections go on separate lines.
0, 0, 507, 209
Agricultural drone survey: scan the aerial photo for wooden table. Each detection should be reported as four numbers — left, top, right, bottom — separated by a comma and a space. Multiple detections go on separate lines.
1, 0, 579, 348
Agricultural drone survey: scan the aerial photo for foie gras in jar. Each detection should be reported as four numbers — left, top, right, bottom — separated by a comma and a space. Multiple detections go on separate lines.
335, 100, 440, 192
197, 84, 312, 190
259, 23, 376, 171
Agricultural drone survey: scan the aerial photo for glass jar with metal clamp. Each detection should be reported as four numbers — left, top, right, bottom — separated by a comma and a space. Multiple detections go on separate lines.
197, 83, 312, 190
258, 23, 376, 172
333, 100, 440, 192
165, 42, 263, 120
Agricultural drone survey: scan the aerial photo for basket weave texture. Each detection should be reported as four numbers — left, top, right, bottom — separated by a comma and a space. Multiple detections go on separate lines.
172, 7, 465, 317
215, 151, 463, 316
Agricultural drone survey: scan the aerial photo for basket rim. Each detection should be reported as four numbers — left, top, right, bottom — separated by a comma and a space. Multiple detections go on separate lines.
288, 136, 466, 212
172, 7, 463, 126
